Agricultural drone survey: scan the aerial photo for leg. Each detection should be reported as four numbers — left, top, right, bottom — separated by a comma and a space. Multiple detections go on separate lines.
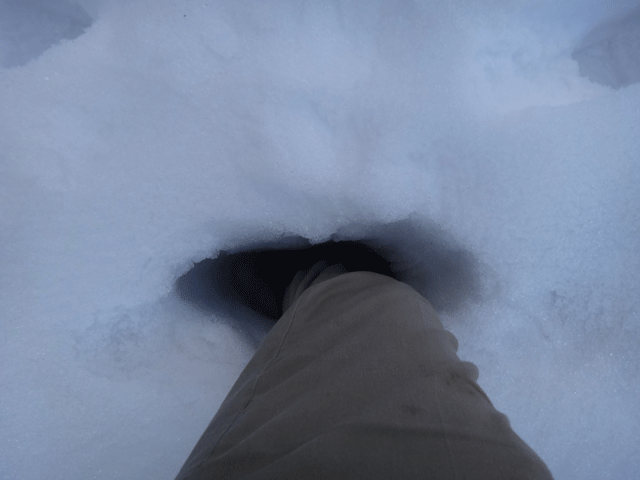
175, 272, 553, 480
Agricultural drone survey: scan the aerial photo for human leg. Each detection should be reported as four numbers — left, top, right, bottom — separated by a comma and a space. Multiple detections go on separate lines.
175, 272, 552, 480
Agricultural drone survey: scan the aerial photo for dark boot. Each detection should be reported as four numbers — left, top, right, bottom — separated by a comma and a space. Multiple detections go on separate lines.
213, 240, 396, 320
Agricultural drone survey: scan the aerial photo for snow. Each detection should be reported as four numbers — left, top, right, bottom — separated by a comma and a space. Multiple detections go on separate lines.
1, 1, 639, 479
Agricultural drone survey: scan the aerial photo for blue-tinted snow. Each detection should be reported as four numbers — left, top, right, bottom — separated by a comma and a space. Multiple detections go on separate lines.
1, 1, 639, 479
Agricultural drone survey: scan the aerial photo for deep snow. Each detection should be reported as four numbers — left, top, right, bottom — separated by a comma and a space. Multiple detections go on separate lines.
1, 1, 639, 479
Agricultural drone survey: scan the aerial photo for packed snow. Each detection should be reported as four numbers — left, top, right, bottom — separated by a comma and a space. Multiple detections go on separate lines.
1, 1, 639, 479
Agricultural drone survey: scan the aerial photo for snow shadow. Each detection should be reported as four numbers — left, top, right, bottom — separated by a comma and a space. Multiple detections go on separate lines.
0, 0, 93, 68
572, 4, 640, 89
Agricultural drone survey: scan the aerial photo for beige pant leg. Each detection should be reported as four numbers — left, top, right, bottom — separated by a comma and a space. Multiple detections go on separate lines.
175, 272, 553, 480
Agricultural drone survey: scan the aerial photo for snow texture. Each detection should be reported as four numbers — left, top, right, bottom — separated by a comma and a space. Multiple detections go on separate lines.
1, 1, 639, 479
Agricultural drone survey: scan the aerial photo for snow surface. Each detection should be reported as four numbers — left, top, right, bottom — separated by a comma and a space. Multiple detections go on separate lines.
1, 1, 639, 479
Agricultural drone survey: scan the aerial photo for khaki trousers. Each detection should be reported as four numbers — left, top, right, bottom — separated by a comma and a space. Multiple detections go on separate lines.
175, 272, 553, 479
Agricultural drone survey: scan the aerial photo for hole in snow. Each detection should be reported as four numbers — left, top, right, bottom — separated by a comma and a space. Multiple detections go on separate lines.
175, 217, 487, 326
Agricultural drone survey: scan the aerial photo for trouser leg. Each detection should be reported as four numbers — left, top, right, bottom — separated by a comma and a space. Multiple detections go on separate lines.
175, 272, 553, 480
